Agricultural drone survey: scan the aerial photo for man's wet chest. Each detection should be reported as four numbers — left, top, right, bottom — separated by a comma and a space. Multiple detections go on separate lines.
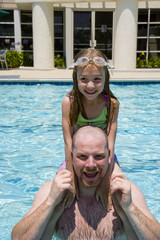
55, 200, 125, 240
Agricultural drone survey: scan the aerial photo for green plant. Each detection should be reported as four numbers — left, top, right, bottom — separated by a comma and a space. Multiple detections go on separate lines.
55, 54, 65, 68
22, 52, 33, 66
136, 52, 146, 68
137, 52, 160, 68
6, 50, 23, 68
153, 57, 160, 68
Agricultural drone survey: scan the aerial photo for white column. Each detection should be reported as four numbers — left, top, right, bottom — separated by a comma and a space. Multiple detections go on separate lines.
32, 2, 54, 69
114, 0, 138, 70
14, 9, 21, 52
65, 7, 73, 67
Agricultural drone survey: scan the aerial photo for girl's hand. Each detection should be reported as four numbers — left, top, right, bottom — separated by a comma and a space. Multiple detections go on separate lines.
110, 173, 132, 210
48, 169, 73, 207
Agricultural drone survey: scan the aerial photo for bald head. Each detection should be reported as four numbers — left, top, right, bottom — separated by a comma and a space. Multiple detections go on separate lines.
72, 126, 109, 189
72, 126, 108, 151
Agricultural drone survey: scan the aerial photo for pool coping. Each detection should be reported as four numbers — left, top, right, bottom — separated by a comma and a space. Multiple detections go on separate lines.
0, 68, 160, 84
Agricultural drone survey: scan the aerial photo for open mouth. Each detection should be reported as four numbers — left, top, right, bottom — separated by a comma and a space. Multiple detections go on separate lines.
81, 169, 102, 187
85, 90, 97, 95
84, 172, 98, 178
83, 169, 101, 179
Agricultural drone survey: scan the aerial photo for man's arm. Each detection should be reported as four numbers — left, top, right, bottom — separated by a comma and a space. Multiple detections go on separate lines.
111, 173, 160, 240
11, 169, 72, 240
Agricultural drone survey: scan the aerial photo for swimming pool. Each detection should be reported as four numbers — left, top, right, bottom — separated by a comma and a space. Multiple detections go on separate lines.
0, 83, 160, 239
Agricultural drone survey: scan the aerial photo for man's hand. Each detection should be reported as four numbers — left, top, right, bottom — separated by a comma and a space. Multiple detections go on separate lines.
61, 169, 78, 208
110, 173, 132, 211
48, 169, 73, 207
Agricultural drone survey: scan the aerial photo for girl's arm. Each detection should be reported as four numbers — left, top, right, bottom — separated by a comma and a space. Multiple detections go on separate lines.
108, 98, 122, 174
62, 96, 75, 205
107, 98, 119, 162
62, 96, 73, 168
96, 98, 121, 209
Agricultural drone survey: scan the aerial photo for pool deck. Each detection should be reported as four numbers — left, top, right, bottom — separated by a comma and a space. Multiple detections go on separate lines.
0, 67, 160, 83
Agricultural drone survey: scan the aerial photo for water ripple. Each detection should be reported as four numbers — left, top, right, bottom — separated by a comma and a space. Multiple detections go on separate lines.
0, 84, 160, 239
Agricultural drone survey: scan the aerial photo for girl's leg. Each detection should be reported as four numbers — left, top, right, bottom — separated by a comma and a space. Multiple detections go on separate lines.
114, 154, 120, 166
58, 160, 66, 171
113, 154, 122, 174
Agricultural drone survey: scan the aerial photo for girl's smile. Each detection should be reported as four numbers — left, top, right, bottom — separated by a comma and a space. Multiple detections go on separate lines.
77, 64, 105, 101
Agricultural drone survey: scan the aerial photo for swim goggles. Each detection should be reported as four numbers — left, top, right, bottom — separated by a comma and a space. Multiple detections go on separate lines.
66, 56, 113, 74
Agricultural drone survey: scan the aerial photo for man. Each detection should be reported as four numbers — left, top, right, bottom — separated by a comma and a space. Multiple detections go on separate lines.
12, 126, 160, 240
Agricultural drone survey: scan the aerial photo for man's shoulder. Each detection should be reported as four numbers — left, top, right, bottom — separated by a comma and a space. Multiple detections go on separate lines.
38, 180, 53, 194
42, 180, 53, 188
33, 180, 53, 204
25, 180, 53, 217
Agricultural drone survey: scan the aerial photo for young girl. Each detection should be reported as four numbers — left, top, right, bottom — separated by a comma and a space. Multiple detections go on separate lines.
61, 48, 121, 209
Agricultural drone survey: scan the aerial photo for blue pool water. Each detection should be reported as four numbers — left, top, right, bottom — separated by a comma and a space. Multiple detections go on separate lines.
0, 83, 160, 239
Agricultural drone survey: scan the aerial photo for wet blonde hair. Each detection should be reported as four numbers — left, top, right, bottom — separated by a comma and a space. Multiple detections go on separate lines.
68, 48, 118, 135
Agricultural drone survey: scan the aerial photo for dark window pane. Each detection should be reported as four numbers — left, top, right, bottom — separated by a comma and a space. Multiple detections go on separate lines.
74, 11, 91, 55
55, 39, 63, 51
0, 10, 14, 22
138, 9, 148, 22
74, 29, 91, 44
150, 9, 160, 22
21, 25, 32, 37
149, 24, 160, 37
95, 12, 113, 59
54, 25, 63, 37
96, 29, 112, 44
22, 38, 33, 50
54, 11, 63, 24
149, 38, 160, 51
0, 24, 14, 36
74, 11, 91, 28
0, 38, 15, 49
137, 39, 147, 51
103, 50, 112, 59
21, 11, 32, 23
21, 11, 32, 52
54, 11, 64, 57
138, 24, 147, 36
148, 52, 160, 59
96, 12, 112, 28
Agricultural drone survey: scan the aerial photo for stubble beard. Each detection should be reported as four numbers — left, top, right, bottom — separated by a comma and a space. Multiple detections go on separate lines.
80, 168, 103, 188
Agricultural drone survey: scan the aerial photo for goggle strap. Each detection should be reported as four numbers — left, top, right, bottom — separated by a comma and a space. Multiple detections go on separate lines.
103, 62, 113, 75
65, 63, 76, 71
66, 60, 113, 75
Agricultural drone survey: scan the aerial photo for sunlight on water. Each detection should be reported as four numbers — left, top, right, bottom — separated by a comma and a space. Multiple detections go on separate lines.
0, 83, 159, 239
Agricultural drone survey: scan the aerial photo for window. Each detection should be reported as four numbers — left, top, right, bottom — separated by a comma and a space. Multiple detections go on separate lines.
0, 10, 14, 49
95, 12, 113, 59
137, 9, 160, 60
20, 10, 65, 65
54, 11, 64, 58
74, 11, 91, 56
21, 11, 33, 52
74, 11, 113, 59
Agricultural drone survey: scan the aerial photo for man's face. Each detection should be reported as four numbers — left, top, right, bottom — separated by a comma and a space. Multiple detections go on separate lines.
72, 135, 109, 188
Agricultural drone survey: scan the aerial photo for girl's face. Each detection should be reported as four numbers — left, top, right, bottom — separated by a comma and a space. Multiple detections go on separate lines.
77, 64, 105, 101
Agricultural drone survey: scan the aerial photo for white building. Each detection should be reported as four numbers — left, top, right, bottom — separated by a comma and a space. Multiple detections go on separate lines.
0, 0, 160, 69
